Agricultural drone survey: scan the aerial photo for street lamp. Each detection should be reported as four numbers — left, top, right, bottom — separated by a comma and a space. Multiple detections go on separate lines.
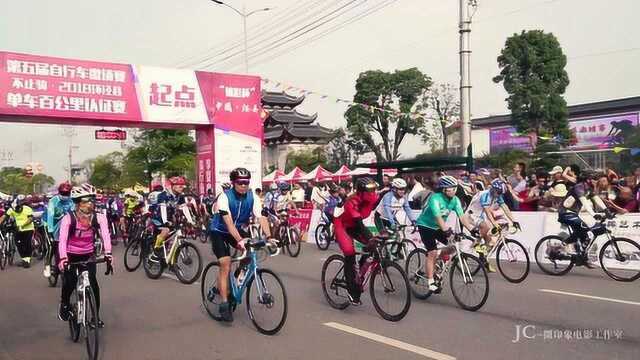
210, 0, 273, 73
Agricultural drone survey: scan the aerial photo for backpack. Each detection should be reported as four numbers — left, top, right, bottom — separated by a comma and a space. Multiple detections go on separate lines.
67, 212, 101, 240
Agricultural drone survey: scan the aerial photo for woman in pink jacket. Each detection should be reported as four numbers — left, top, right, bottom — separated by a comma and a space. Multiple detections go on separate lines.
58, 183, 113, 328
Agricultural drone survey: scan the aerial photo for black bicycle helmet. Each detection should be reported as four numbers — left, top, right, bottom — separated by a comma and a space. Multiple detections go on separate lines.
230, 167, 251, 182
355, 177, 376, 192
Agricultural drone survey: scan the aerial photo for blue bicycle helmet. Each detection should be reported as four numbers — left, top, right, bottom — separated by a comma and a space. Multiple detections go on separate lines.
490, 178, 507, 195
278, 182, 291, 191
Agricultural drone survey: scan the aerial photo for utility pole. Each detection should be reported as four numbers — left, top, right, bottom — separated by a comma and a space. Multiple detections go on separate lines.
459, 0, 477, 156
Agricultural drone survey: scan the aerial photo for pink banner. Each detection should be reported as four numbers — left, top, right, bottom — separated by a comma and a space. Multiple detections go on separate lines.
289, 209, 313, 234
196, 72, 264, 138
196, 127, 215, 195
0, 52, 141, 121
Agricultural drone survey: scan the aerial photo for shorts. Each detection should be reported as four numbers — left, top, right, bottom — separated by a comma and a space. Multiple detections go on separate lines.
210, 229, 249, 259
418, 226, 448, 252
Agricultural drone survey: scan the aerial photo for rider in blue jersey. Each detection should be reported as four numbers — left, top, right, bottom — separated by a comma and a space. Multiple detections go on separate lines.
374, 178, 416, 233
149, 176, 192, 262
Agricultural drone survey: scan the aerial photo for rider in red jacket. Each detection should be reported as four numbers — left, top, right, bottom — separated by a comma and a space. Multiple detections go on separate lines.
333, 177, 379, 305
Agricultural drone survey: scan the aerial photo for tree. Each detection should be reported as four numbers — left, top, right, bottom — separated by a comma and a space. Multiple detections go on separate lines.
345, 68, 432, 161
89, 151, 124, 190
0, 167, 54, 194
285, 147, 327, 172
325, 128, 367, 171
417, 83, 460, 153
493, 30, 572, 145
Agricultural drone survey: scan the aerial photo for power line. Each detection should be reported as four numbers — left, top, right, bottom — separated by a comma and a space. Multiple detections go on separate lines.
177, 0, 348, 69
244, 0, 400, 71
198, 0, 367, 70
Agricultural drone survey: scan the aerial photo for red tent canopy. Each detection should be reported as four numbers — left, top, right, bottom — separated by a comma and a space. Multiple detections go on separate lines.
346, 168, 398, 177
262, 169, 285, 183
331, 165, 352, 182
280, 167, 307, 182
302, 165, 333, 182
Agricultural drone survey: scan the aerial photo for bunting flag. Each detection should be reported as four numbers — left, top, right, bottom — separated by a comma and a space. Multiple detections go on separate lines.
613, 147, 629, 154
631, 148, 640, 156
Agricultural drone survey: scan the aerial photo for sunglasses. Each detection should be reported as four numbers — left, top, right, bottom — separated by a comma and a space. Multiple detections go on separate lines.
234, 180, 250, 185
79, 197, 95, 204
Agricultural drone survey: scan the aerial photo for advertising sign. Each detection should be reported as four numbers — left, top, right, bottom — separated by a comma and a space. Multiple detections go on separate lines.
95, 129, 126, 140
213, 128, 262, 192
569, 113, 639, 149
489, 127, 534, 152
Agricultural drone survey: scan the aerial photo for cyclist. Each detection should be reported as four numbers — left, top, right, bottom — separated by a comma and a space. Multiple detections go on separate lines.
262, 182, 279, 214
0, 195, 35, 268
45, 183, 75, 277
121, 189, 142, 242
374, 178, 416, 234
333, 177, 379, 305
149, 176, 192, 262
554, 170, 610, 263
57, 183, 113, 327
416, 175, 476, 292
209, 168, 274, 322
465, 178, 520, 251
323, 186, 342, 222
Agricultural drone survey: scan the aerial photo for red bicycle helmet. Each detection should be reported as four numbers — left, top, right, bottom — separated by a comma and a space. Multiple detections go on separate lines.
169, 176, 187, 186
58, 182, 72, 195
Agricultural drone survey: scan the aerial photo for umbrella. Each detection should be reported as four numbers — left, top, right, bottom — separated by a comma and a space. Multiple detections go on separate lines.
331, 165, 352, 182
263, 169, 285, 183
301, 165, 334, 182
346, 168, 398, 177
280, 167, 307, 182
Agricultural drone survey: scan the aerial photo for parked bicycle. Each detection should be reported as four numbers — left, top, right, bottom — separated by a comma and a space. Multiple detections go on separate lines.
0, 218, 17, 269
274, 210, 302, 257
64, 257, 113, 360
201, 238, 288, 335
321, 235, 412, 322
535, 214, 640, 282
405, 231, 489, 311
142, 222, 202, 284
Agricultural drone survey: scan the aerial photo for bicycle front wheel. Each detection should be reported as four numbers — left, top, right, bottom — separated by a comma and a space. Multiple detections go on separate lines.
246, 268, 288, 335
599, 237, 640, 282
286, 228, 302, 258
320, 254, 351, 310
496, 239, 530, 283
315, 224, 331, 250
450, 253, 489, 311
404, 248, 431, 300
200, 261, 224, 321
124, 240, 143, 272
369, 261, 411, 322
84, 288, 100, 360
174, 242, 202, 284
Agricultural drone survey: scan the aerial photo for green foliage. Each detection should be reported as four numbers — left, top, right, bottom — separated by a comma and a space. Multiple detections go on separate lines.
88, 152, 124, 190
285, 147, 327, 172
325, 128, 366, 171
475, 150, 530, 173
0, 167, 55, 194
417, 83, 460, 153
493, 30, 572, 144
345, 68, 432, 161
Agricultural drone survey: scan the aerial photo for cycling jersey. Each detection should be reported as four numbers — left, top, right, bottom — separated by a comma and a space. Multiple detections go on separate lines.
416, 192, 464, 230
210, 189, 261, 234
6, 206, 34, 232
271, 192, 293, 212
151, 190, 185, 226
374, 191, 416, 224
465, 190, 505, 219
559, 182, 595, 214
124, 197, 139, 217
47, 195, 75, 239
58, 212, 111, 261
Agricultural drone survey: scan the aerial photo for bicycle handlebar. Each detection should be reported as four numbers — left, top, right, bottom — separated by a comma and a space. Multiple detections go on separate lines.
234, 239, 280, 261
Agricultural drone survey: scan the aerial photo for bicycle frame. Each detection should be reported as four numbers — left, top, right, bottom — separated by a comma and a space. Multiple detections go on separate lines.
161, 229, 184, 266
75, 269, 91, 326
227, 251, 258, 305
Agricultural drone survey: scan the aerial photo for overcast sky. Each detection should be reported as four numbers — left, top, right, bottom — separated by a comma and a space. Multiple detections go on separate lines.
1, 0, 639, 182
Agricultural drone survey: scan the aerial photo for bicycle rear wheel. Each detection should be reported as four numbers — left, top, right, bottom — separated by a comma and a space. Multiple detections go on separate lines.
201, 261, 225, 321
246, 268, 288, 335
315, 224, 331, 250
124, 239, 143, 272
285, 228, 302, 258
174, 242, 202, 284
32, 232, 45, 260
450, 253, 489, 311
320, 254, 351, 310
369, 261, 411, 322
496, 239, 530, 283
534, 235, 574, 276
404, 248, 431, 300
68, 301, 80, 342
84, 288, 100, 360
599, 237, 640, 282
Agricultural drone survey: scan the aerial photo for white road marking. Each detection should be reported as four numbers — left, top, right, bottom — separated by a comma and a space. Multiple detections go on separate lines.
324, 322, 456, 360
539, 289, 640, 306
162, 273, 200, 286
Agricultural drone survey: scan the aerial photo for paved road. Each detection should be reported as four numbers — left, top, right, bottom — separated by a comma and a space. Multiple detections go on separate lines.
1, 240, 638, 360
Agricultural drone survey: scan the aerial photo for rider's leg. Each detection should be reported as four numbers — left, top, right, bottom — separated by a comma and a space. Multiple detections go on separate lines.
152, 227, 170, 255
419, 226, 440, 290
210, 231, 235, 321
334, 219, 360, 303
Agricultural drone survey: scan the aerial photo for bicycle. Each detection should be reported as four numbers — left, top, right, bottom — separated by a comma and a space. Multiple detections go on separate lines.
380, 223, 417, 266
40, 225, 61, 287
273, 210, 302, 257
142, 222, 202, 284
31, 218, 48, 261
123, 218, 154, 272
405, 231, 490, 311
321, 236, 412, 322
535, 214, 640, 282
201, 239, 288, 335
315, 212, 334, 251
0, 219, 17, 269
64, 257, 113, 360
472, 223, 529, 283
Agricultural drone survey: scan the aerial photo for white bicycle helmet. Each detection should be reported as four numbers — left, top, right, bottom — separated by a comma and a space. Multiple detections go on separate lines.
391, 178, 407, 189
71, 183, 97, 199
